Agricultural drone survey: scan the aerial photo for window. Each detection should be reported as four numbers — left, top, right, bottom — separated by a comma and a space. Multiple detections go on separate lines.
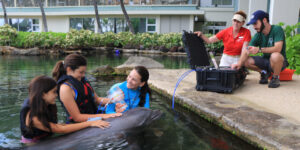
203, 21, 226, 34
8, 18, 40, 32
80, 0, 105, 6
17, 0, 43, 7
131, 18, 146, 33
146, 18, 156, 33
32, 19, 40, 32
70, 18, 95, 31
99, 17, 156, 33
48, 0, 78, 6
100, 18, 115, 32
0, 19, 4, 26
212, 0, 232, 7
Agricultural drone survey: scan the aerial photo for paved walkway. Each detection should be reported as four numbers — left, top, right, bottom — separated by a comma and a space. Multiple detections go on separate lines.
148, 69, 300, 150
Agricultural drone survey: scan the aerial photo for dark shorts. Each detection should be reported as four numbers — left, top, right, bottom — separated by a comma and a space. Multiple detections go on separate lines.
251, 56, 289, 72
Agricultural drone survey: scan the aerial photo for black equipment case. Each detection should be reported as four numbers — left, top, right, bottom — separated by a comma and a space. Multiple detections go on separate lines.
182, 31, 246, 93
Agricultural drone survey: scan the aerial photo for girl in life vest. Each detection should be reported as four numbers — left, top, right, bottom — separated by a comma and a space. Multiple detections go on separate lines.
20, 76, 110, 144
52, 54, 122, 123
106, 66, 151, 113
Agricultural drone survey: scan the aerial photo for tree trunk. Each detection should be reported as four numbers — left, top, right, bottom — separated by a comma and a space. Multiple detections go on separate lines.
37, 0, 48, 32
93, 0, 102, 33
120, 0, 135, 34
1, 0, 8, 24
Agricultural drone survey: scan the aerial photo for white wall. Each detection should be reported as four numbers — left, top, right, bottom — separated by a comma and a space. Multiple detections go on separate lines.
203, 9, 234, 27
270, 0, 300, 26
238, 0, 249, 16
247, 0, 268, 35
246, 0, 300, 35
160, 15, 191, 33
47, 16, 69, 32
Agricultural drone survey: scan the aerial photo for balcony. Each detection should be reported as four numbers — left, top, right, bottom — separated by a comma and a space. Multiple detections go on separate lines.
1, 0, 199, 7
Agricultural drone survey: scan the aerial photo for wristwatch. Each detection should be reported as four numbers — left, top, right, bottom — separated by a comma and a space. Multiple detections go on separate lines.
259, 47, 262, 53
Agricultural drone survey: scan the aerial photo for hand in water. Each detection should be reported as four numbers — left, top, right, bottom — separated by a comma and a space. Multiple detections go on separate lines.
89, 120, 110, 129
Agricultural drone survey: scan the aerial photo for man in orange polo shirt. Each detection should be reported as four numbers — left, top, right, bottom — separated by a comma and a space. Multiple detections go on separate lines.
195, 10, 251, 67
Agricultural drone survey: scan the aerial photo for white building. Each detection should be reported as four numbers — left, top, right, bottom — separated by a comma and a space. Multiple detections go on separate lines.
0, 0, 299, 34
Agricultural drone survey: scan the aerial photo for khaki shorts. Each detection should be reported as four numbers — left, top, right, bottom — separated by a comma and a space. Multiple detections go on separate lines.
219, 53, 240, 67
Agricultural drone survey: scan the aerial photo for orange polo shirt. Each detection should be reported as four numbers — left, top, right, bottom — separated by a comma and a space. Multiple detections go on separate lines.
216, 26, 251, 56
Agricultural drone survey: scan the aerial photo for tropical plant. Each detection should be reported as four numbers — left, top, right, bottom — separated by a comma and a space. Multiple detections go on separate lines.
63, 29, 95, 48
158, 33, 182, 49
115, 32, 135, 47
0, 24, 18, 46
279, 22, 300, 74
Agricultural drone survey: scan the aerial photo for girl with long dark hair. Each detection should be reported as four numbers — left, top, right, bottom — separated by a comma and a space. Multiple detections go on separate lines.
106, 66, 151, 113
52, 54, 121, 123
20, 76, 110, 143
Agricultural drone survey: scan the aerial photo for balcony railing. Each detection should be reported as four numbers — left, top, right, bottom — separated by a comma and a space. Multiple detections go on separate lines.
0, 0, 198, 7
1, 0, 234, 8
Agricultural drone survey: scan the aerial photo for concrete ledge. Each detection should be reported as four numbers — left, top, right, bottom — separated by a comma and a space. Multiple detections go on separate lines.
148, 69, 300, 150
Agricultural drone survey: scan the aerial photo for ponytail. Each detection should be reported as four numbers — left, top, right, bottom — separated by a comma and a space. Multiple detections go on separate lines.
52, 60, 65, 82
133, 66, 151, 107
139, 82, 151, 107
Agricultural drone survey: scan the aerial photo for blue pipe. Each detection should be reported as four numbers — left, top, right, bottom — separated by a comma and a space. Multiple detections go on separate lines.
172, 69, 195, 109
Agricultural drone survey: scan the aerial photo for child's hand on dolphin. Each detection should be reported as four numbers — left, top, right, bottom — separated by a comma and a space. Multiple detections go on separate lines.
102, 113, 122, 119
90, 120, 110, 129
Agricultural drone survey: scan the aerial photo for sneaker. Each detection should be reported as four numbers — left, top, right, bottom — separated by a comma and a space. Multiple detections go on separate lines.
268, 77, 280, 88
259, 71, 270, 84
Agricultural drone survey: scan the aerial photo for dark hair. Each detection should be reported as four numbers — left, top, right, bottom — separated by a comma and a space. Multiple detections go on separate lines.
134, 66, 151, 107
235, 10, 247, 20
264, 13, 270, 22
52, 54, 87, 81
28, 76, 57, 133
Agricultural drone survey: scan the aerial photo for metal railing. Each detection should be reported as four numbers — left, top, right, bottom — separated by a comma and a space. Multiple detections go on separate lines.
1, 0, 234, 8
1, 0, 198, 7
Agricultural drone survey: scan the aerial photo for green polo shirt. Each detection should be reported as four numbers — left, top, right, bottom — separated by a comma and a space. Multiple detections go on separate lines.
249, 25, 286, 59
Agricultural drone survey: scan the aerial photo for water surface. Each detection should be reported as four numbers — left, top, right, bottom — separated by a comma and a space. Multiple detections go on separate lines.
0, 54, 258, 149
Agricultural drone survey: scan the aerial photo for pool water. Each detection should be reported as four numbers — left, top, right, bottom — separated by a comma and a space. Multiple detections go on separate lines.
0, 54, 258, 149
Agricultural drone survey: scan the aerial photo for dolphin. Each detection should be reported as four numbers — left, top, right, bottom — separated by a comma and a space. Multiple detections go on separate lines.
24, 107, 163, 150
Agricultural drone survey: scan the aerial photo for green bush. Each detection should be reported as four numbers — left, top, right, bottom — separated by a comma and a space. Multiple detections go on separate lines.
115, 32, 135, 48
0, 24, 17, 46
157, 33, 182, 49
0, 25, 224, 54
11, 32, 66, 48
279, 22, 300, 74
203, 33, 223, 51
63, 29, 96, 49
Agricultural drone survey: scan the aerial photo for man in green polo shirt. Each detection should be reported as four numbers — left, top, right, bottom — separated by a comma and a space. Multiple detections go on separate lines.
232, 10, 288, 88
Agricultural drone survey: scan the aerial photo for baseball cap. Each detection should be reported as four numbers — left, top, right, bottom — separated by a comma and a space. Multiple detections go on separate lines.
246, 10, 268, 26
